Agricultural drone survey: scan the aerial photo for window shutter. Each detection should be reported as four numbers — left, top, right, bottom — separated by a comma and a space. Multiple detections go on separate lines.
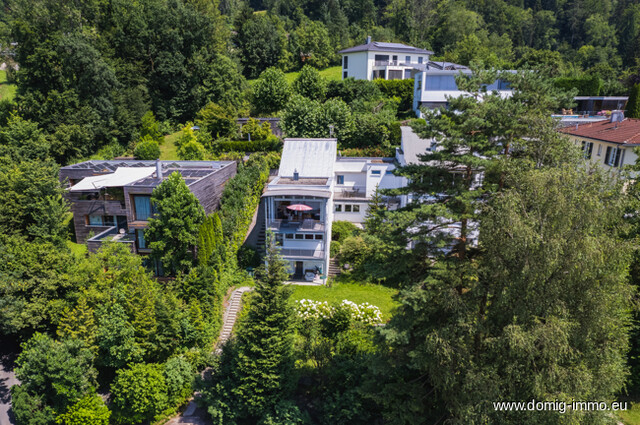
605, 146, 611, 164
587, 142, 593, 158
614, 148, 621, 167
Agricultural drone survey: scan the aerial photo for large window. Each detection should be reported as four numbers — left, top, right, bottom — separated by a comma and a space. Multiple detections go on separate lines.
389, 70, 403, 80
343, 56, 348, 69
136, 229, 147, 249
424, 75, 458, 91
405, 55, 411, 63
371, 169, 381, 175
418, 57, 423, 64
133, 195, 153, 221
87, 215, 116, 226
337, 175, 344, 184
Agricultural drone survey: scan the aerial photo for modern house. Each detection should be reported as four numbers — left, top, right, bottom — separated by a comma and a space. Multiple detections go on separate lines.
412, 66, 513, 115
60, 160, 237, 269
261, 138, 406, 280
559, 111, 640, 172
339, 37, 432, 81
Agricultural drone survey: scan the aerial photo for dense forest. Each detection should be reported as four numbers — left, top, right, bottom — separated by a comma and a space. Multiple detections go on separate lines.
0, 0, 637, 164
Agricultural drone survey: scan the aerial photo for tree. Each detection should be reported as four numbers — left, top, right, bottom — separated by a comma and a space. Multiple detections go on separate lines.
178, 140, 206, 160
0, 159, 71, 245
197, 213, 224, 266
280, 95, 354, 142
370, 166, 634, 424
195, 102, 237, 138
57, 297, 97, 353
56, 393, 110, 425
204, 234, 295, 422
251, 68, 291, 116
13, 333, 97, 414
146, 171, 206, 275
292, 65, 327, 100
289, 19, 334, 69
133, 137, 161, 160
139, 111, 163, 144
627, 84, 640, 118
235, 11, 288, 79
110, 363, 169, 425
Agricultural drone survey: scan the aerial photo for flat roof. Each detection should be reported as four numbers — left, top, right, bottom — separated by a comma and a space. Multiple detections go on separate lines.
63, 160, 235, 190
279, 139, 337, 178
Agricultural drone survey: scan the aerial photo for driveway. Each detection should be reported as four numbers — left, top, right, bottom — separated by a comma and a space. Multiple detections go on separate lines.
0, 337, 19, 425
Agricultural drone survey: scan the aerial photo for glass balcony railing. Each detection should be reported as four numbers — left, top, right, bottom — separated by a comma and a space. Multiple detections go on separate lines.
268, 219, 325, 232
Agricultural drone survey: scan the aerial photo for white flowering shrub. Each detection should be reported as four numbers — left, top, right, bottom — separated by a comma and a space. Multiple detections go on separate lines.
295, 299, 382, 325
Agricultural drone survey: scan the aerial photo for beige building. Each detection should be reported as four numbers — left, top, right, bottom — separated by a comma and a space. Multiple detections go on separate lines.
559, 112, 640, 172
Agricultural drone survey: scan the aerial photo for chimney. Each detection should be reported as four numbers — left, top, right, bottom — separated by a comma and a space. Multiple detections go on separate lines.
156, 160, 163, 180
366, 35, 371, 44
610, 110, 625, 123
293, 169, 299, 181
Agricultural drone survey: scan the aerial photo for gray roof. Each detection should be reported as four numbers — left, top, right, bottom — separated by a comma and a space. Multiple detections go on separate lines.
278, 139, 337, 178
61, 159, 235, 188
400, 127, 433, 165
339, 41, 433, 55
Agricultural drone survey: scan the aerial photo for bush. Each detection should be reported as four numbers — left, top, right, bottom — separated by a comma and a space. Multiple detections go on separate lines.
258, 400, 310, 425
179, 140, 206, 160
164, 356, 195, 406
553, 75, 601, 96
331, 221, 360, 243
326, 79, 382, 105
214, 138, 281, 153
196, 102, 237, 138
238, 245, 261, 269
292, 65, 327, 100
56, 393, 110, 425
133, 137, 161, 160
373, 79, 414, 111
337, 235, 370, 269
110, 363, 169, 425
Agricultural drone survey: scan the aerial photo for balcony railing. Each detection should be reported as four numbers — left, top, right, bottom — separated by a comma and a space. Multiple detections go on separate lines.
278, 248, 325, 258
334, 186, 367, 199
374, 60, 412, 67
268, 219, 325, 232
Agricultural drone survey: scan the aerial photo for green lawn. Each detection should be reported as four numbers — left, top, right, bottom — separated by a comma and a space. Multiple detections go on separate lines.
160, 131, 181, 160
289, 279, 399, 321
0, 70, 16, 101
249, 65, 343, 85
619, 401, 640, 424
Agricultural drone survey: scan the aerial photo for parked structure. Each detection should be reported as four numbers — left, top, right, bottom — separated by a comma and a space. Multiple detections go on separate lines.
339, 36, 432, 81
60, 160, 237, 260
559, 111, 640, 172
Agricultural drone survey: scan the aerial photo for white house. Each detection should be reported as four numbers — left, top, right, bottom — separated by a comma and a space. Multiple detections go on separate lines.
262, 138, 406, 280
412, 66, 513, 116
339, 37, 432, 81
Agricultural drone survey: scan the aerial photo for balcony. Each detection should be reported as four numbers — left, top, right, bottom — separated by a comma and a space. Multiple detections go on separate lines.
278, 248, 325, 259
334, 186, 367, 199
268, 219, 325, 232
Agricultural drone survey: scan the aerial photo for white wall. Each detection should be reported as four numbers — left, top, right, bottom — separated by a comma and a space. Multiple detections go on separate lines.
343, 52, 369, 80
333, 201, 368, 224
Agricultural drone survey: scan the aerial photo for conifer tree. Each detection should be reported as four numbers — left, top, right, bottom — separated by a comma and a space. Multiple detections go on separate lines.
626, 83, 640, 118
205, 233, 294, 423
146, 172, 206, 275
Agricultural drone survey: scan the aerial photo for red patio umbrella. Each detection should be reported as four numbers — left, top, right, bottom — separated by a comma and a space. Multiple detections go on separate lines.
287, 204, 313, 211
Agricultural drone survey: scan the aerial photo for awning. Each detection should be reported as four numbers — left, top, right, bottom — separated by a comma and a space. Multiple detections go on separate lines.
70, 167, 156, 191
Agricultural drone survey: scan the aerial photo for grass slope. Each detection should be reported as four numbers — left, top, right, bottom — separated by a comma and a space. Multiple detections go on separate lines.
248, 65, 342, 85
0, 70, 16, 101
160, 131, 181, 160
620, 401, 640, 424
289, 278, 399, 321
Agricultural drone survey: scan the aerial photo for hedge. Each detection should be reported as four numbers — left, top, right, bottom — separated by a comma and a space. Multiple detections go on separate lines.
214, 138, 281, 153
